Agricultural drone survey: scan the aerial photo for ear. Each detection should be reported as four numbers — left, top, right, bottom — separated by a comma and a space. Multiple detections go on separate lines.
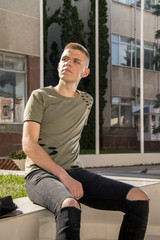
81, 68, 90, 78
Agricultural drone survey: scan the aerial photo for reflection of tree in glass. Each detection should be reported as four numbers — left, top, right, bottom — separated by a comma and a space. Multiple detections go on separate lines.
152, 4, 160, 71
123, 45, 131, 66
135, 0, 141, 8
111, 105, 119, 126
153, 94, 160, 134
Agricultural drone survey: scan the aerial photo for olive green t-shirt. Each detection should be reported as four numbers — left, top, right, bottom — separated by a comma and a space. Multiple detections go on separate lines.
24, 86, 93, 175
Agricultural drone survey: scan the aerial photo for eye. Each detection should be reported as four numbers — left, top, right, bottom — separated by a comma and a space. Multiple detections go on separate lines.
62, 57, 68, 62
74, 59, 81, 64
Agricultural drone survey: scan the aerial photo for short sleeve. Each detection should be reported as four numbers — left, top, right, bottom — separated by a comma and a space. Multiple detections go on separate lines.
83, 94, 94, 126
24, 90, 44, 124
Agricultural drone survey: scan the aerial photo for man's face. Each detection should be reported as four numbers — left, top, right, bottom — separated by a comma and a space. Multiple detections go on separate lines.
58, 48, 90, 84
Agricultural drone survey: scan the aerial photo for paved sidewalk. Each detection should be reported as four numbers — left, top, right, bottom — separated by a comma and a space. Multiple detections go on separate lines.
1, 165, 160, 179
0, 170, 25, 175
90, 165, 160, 179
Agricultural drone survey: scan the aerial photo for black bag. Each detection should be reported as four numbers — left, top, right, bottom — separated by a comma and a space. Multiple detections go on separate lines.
0, 196, 17, 218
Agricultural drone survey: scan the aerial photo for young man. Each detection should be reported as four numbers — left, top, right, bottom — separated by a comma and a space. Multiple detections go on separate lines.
22, 42, 149, 240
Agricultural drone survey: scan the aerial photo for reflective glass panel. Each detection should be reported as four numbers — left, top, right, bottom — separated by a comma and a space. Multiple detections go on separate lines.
120, 36, 131, 44
112, 43, 119, 65
0, 54, 2, 68
144, 49, 154, 70
0, 71, 25, 123
144, 0, 154, 11
120, 105, 132, 127
5, 56, 25, 71
132, 47, 140, 68
112, 97, 120, 104
144, 41, 154, 49
116, 0, 130, 4
121, 98, 132, 104
120, 44, 131, 66
112, 34, 119, 41
111, 105, 119, 126
144, 115, 149, 133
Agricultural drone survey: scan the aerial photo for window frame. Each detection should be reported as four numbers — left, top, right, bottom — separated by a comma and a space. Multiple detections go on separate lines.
113, 0, 157, 12
111, 97, 132, 127
112, 34, 157, 71
0, 52, 27, 74
0, 51, 27, 123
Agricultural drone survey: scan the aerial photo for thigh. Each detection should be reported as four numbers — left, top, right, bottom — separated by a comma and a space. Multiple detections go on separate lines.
25, 170, 73, 216
68, 168, 134, 212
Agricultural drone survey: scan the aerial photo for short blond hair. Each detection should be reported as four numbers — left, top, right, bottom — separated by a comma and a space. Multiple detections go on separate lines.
64, 42, 90, 63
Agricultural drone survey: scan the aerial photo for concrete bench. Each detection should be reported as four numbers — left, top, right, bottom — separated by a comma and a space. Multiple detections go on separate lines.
0, 197, 123, 240
0, 177, 160, 240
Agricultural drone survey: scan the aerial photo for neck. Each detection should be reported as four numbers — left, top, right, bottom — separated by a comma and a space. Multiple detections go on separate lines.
53, 80, 79, 98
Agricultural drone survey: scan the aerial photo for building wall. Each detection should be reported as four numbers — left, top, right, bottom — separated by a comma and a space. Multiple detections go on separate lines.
112, 2, 158, 41
0, 0, 40, 56
110, 1, 159, 101
111, 66, 159, 100
0, 0, 40, 156
27, 56, 40, 98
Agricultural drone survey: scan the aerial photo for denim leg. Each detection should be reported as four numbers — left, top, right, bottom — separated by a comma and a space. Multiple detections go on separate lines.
118, 200, 149, 240
68, 168, 149, 240
25, 168, 149, 240
56, 207, 81, 240
25, 170, 81, 240
25, 170, 74, 216
68, 168, 133, 211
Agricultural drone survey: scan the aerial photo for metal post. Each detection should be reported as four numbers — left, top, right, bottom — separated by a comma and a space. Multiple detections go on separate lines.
110, 0, 113, 103
134, 0, 137, 105
140, 0, 144, 153
40, 0, 44, 88
95, 0, 99, 154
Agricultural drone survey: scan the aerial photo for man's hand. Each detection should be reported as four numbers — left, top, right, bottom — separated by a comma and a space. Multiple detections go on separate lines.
59, 173, 84, 200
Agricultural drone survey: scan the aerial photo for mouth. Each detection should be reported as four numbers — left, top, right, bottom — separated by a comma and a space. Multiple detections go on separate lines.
62, 68, 72, 73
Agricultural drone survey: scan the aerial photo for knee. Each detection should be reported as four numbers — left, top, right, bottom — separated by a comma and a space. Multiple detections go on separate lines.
61, 198, 81, 210
126, 187, 149, 201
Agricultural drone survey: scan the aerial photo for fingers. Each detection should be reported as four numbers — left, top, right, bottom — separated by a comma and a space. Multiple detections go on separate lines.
74, 182, 84, 200
60, 172, 84, 200
68, 179, 84, 200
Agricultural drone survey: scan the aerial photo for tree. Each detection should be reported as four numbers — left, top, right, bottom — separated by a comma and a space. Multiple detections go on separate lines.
80, 0, 109, 150
49, 41, 60, 86
60, 0, 85, 49
152, 3, 160, 70
43, 1, 61, 85
152, 93, 160, 134
43, 0, 48, 76
48, 0, 86, 88
152, 3, 160, 135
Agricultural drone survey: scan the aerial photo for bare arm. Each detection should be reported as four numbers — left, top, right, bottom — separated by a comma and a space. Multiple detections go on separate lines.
22, 121, 83, 199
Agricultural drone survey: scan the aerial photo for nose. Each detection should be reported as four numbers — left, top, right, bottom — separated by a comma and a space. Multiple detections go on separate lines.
65, 59, 72, 66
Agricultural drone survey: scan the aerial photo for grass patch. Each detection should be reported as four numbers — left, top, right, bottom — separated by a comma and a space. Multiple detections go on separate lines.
0, 174, 27, 199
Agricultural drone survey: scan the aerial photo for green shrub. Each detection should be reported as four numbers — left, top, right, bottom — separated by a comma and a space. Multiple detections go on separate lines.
8, 150, 26, 160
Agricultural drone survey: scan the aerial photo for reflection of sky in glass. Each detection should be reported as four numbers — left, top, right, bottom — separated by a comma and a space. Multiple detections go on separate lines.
16, 73, 25, 98
112, 43, 119, 65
